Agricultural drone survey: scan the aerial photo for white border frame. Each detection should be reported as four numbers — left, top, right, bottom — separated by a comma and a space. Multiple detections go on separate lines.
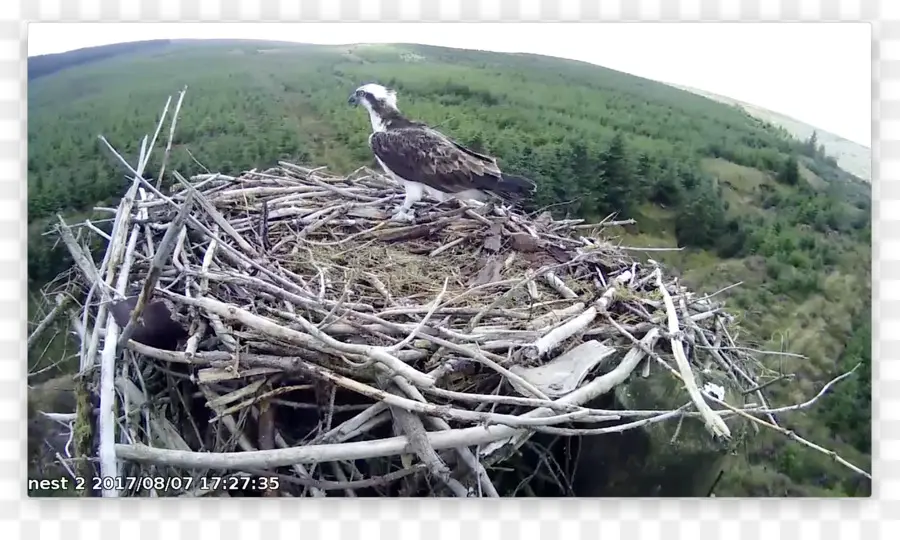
6, 0, 891, 536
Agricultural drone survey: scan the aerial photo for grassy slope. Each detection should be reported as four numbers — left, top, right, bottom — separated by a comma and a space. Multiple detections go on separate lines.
26, 41, 872, 496
672, 83, 871, 183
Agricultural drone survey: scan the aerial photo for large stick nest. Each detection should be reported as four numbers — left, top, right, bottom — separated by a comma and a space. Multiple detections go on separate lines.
34, 89, 867, 498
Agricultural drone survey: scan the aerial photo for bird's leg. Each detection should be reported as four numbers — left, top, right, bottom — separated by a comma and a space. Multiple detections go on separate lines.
390, 196, 415, 222
391, 182, 423, 223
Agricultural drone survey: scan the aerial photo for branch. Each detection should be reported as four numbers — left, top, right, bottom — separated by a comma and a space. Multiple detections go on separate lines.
654, 269, 731, 440
117, 191, 195, 350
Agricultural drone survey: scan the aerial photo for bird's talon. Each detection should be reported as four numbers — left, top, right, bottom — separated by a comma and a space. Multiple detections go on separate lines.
390, 210, 415, 223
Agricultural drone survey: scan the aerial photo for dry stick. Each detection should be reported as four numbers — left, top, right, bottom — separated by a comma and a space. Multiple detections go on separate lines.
241, 405, 325, 498
196, 225, 237, 352
544, 272, 578, 299
91, 128, 165, 495
281, 296, 548, 399
136, 341, 682, 422
533, 406, 690, 436
27, 294, 72, 351
329, 462, 357, 497
570, 218, 636, 230
97, 214, 142, 497
654, 269, 731, 440
55, 205, 130, 491
610, 314, 871, 480
313, 400, 392, 444
527, 302, 586, 331
83, 220, 112, 242
117, 192, 195, 350
155, 86, 187, 189
759, 365, 861, 415
329, 411, 393, 445
387, 372, 500, 497
740, 374, 793, 396
706, 345, 806, 360
54, 258, 101, 364
209, 384, 313, 422
137, 177, 315, 300
429, 236, 466, 257
200, 386, 257, 453
185, 147, 211, 174
528, 270, 632, 359
385, 277, 448, 353
480, 327, 662, 464
466, 258, 584, 331
161, 291, 435, 388
111, 246, 153, 452
283, 358, 602, 429
54, 217, 114, 303
653, 351, 871, 479
273, 432, 326, 498
694, 326, 779, 428
383, 383, 468, 497
114, 331, 659, 471
422, 386, 602, 414
145, 95, 173, 169
173, 172, 260, 258
135, 95, 175, 258
408, 331, 549, 399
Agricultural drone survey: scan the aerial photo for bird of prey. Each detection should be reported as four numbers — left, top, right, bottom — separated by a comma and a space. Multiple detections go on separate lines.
348, 82, 536, 222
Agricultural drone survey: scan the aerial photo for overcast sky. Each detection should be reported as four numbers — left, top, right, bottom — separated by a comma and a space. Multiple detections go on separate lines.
28, 22, 871, 147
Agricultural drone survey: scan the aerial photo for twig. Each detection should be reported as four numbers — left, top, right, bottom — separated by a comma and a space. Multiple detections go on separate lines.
156, 86, 187, 189
27, 294, 72, 351
117, 192, 195, 350
654, 269, 731, 440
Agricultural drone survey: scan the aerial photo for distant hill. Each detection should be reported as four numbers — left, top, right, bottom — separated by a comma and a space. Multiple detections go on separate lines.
671, 83, 871, 183
27, 40, 175, 80
27, 39, 306, 80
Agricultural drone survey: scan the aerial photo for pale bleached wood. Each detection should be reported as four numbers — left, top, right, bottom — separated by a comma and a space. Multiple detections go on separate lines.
654, 269, 731, 440
117, 192, 195, 350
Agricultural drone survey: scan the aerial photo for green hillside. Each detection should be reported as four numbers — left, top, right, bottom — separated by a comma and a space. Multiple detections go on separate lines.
672, 82, 872, 183
26, 40, 872, 496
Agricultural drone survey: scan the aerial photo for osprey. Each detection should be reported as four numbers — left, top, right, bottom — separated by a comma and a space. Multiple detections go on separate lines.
348, 83, 536, 222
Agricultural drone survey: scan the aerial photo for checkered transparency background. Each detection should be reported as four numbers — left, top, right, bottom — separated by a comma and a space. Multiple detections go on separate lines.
0, 0, 893, 536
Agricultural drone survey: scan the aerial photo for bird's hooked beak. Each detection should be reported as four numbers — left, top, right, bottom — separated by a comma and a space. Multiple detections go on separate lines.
348, 92, 359, 107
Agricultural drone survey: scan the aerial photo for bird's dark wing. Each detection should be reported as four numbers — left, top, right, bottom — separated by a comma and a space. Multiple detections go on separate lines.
370, 127, 502, 193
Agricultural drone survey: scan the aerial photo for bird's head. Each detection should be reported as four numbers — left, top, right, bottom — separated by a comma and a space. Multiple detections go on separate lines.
348, 83, 399, 112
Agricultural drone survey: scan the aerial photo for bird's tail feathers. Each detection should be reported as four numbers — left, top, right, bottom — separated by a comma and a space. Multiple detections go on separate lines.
495, 174, 537, 200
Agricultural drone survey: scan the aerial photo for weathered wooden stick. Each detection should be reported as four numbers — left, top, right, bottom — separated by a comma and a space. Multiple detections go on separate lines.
156, 86, 187, 189
27, 294, 72, 351
162, 292, 436, 388
388, 372, 499, 497
528, 270, 632, 358
654, 269, 731, 440
544, 272, 578, 299
117, 192, 195, 350
384, 383, 467, 497
97, 216, 142, 497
